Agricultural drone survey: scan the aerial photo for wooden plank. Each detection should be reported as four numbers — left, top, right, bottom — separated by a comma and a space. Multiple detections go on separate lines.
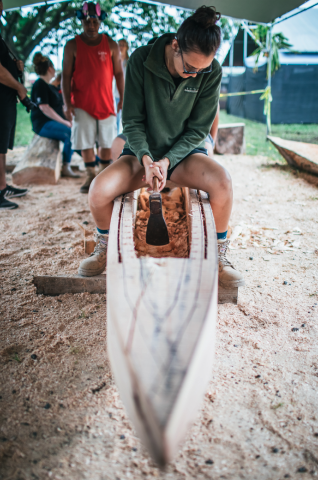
106, 187, 226, 466
33, 274, 106, 295
219, 286, 238, 304
215, 123, 245, 155
12, 135, 61, 185
268, 135, 318, 176
32, 274, 237, 303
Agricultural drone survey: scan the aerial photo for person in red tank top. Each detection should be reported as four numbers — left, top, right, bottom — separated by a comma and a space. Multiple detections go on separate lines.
62, 2, 124, 193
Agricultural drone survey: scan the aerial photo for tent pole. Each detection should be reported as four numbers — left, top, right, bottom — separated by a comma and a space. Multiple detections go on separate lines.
229, 39, 234, 75
243, 27, 247, 63
266, 24, 273, 136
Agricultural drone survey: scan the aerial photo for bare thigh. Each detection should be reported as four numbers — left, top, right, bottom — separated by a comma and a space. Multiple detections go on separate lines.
89, 154, 145, 205
169, 153, 231, 196
169, 153, 232, 232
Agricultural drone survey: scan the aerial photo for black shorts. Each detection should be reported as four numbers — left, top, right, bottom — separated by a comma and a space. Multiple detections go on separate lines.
0, 102, 17, 154
119, 147, 208, 180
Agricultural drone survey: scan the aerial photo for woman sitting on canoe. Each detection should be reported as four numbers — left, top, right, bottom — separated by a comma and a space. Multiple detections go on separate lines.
78, 5, 244, 288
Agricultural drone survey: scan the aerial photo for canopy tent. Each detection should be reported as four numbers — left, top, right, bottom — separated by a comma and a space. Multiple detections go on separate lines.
2, 0, 308, 23
226, 5, 318, 125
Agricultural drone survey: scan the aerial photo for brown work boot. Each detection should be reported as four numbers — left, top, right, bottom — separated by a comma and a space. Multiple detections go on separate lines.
218, 239, 245, 288
98, 160, 112, 174
78, 233, 108, 276
80, 167, 96, 194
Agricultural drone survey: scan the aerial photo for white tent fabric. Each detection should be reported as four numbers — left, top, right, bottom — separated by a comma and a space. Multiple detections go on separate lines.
272, 7, 318, 52
244, 6, 318, 67
3, 0, 308, 23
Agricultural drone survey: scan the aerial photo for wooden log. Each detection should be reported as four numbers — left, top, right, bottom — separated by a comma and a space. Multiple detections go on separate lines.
215, 123, 245, 155
32, 273, 237, 302
5, 147, 27, 173
33, 274, 106, 295
106, 188, 224, 466
268, 136, 318, 176
12, 135, 61, 185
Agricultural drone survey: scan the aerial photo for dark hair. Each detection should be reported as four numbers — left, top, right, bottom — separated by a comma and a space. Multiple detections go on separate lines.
33, 52, 54, 76
147, 37, 158, 45
176, 5, 221, 56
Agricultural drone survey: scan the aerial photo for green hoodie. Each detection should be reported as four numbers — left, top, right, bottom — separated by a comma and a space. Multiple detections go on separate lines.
122, 33, 222, 170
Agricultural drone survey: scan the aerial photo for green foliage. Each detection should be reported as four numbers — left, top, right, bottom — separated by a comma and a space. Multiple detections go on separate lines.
0, 1, 231, 64
0, 0, 188, 63
220, 17, 238, 41
250, 25, 293, 77
15, 102, 33, 146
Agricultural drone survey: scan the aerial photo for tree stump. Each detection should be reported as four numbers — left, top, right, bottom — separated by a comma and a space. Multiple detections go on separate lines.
215, 123, 245, 155
12, 135, 61, 185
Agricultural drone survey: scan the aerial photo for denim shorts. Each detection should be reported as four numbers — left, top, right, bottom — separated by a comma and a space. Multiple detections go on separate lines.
119, 147, 208, 180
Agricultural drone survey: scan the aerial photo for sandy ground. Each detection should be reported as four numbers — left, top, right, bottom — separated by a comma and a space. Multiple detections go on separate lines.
0, 154, 318, 480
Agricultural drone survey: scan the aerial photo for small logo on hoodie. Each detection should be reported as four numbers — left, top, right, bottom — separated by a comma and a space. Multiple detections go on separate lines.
184, 88, 198, 93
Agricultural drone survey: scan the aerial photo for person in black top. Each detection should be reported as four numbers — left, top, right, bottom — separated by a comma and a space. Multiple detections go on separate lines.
50, 72, 62, 92
31, 53, 79, 178
0, 0, 29, 210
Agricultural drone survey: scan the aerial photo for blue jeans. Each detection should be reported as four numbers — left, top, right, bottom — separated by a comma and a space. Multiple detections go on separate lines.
38, 120, 72, 164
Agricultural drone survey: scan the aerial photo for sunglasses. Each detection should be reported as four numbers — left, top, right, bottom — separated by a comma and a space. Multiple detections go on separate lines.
180, 49, 213, 75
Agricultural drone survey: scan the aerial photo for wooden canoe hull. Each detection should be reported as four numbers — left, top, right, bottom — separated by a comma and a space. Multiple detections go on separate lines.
107, 188, 218, 466
268, 135, 318, 176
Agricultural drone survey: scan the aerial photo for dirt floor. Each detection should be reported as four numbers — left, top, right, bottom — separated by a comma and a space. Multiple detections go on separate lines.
0, 153, 318, 480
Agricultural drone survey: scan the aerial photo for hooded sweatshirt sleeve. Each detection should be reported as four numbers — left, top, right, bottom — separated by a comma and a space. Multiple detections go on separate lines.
122, 48, 154, 163
164, 62, 222, 169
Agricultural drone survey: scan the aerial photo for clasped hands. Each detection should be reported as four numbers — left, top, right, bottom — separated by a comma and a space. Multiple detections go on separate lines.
142, 155, 170, 192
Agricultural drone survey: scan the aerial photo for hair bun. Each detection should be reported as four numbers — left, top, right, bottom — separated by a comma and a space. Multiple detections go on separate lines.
192, 5, 221, 29
33, 52, 48, 66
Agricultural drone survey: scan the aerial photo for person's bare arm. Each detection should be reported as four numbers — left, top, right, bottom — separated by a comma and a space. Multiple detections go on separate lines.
39, 104, 71, 127
62, 39, 76, 122
110, 38, 124, 112
0, 62, 27, 99
210, 103, 220, 143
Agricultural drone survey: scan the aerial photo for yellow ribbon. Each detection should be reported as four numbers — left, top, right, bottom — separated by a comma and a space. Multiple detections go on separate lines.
219, 89, 266, 98
260, 86, 272, 133
219, 87, 272, 133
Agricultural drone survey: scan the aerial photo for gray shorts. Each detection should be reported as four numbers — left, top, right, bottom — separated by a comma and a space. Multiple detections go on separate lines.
71, 108, 116, 150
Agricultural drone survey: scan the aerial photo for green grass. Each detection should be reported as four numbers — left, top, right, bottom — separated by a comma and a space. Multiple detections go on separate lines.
15, 102, 34, 147
219, 110, 318, 161
14, 101, 318, 162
